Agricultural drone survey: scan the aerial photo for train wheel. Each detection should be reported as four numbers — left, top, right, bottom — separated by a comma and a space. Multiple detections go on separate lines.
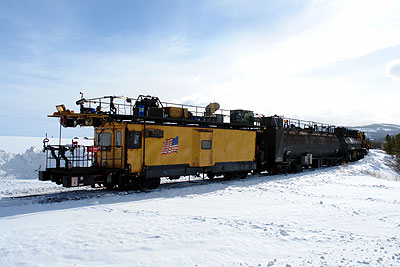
207, 172, 215, 180
282, 165, 290, 174
105, 183, 116, 190
117, 183, 129, 190
145, 177, 161, 190
239, 171, 248, 179
223, 173, 233, 180
290, 164, 302, 173
117, 176, 140, 191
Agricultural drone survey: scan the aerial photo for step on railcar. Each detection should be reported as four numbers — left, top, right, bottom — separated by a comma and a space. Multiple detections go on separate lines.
39, 95, 368, 189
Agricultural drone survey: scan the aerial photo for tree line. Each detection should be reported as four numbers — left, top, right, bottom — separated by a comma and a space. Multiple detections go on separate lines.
383, 133, 400, 172
383, 133, 400, 155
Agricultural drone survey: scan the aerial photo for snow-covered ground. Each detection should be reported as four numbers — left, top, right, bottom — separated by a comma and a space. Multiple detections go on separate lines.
1, 136, 400, 266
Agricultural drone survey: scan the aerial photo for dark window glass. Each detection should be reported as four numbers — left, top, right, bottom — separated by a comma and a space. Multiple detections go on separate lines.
98, 133, 112, 147
146, 129, 164, 138
127, 131, 142, 149
201, 140, 212, 150
116, 131, 122, 147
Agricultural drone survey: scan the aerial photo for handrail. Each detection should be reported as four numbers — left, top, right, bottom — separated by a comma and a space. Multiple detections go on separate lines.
79, 95, 232, 119
74, 95, 338, 131
44, 144, 124, 169
282, 117, 336, 133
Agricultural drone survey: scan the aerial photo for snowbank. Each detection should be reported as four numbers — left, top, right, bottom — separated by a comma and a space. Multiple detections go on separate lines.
342, 150, 400, 181
0, 147, 45, 179
0, 150, 12, 167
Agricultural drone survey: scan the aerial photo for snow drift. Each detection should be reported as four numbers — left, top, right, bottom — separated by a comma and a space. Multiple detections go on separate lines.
0, 147, 44, 179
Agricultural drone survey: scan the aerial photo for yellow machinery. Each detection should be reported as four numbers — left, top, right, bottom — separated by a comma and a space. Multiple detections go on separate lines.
95, 122, 255, 172
40, 95, 257, 189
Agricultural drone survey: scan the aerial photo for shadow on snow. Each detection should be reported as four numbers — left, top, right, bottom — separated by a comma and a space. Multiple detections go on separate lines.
0, 162, 353, 218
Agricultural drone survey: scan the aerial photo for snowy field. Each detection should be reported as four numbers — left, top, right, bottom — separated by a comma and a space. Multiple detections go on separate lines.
1, 137, 400, 266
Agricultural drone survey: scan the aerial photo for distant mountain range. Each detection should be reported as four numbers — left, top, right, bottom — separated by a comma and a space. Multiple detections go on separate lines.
350, 123, 400, 142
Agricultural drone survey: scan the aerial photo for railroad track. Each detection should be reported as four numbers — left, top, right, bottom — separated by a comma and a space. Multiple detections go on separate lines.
0, 169, 312, 207
1, 175, 240, 206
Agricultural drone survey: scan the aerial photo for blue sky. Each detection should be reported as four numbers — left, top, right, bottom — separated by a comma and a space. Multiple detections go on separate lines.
1, 0, 400, 137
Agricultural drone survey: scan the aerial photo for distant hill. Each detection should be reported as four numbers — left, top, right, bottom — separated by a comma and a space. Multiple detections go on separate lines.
350, 123, 400, 142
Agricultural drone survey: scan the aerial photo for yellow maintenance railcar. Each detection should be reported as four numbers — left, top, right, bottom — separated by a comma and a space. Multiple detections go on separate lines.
94, 122, 255, 188
40, 95, 257, 189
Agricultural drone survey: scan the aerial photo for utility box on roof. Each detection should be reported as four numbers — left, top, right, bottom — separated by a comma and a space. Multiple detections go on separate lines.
230, 110, 253, 124
164, 107, 188, 119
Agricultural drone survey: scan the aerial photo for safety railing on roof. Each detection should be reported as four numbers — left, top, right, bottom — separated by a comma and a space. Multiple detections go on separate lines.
282, 117, 336, 133
74, 95, 337, 131
76, 95, 233, 123
76, 96, 134, 116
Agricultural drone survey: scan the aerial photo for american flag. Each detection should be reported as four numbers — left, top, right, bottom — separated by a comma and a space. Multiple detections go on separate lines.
161, 136, 179, 154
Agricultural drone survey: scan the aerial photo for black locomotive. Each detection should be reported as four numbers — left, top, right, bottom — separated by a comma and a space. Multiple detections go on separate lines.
257, 116, 367, 174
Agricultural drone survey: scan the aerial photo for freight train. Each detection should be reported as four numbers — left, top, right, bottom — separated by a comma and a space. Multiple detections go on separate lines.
39, 95, 368, 189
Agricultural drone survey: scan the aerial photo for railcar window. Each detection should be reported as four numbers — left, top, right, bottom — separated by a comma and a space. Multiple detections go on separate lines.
116, 131, 122, 147
146, 129, 164, 138
127, 131, 142, 149
201, 140, 212, 150
98, 133, 112, 147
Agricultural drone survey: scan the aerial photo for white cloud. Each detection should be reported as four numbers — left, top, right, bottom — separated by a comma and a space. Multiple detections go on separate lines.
386, 59, 400, 80
235, 0, 400, 74
193, 0, 400, 125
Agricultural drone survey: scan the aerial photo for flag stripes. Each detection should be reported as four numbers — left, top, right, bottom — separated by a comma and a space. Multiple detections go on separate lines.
161, 136, 179, 154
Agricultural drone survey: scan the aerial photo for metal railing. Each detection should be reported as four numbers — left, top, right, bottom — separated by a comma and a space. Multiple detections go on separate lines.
74, 95, 337, 131
44, 144, 123, 170
76, 95, 232, 122
282, 118, 336, 133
